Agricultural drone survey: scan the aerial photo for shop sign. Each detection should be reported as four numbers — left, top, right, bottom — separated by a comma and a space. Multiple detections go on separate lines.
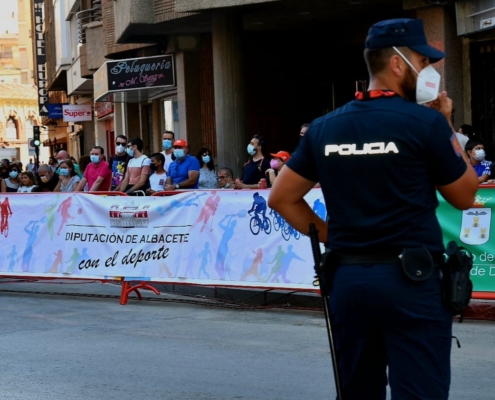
63, 104, 93, 122
95, 102, 114, 119
34, 0, 48, 116
48, 104, 66, 119
106, 55, 174, 92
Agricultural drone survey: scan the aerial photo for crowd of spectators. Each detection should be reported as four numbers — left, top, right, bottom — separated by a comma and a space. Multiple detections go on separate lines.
1, 122, 492, 194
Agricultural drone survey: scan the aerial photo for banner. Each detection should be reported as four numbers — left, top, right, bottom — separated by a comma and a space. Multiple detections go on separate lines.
0, 191, 325, 290
438, 188, 495, 292
1, 189, 494, 293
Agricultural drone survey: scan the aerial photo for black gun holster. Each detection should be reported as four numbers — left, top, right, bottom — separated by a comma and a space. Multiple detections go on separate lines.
317, 251, 339, 296
442, 241, 474, 317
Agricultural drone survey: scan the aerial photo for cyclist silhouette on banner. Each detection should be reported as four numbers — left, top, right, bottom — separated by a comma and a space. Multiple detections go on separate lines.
312, 198, 327, 221
0, 196, 12, 238
248, 192, 271, 235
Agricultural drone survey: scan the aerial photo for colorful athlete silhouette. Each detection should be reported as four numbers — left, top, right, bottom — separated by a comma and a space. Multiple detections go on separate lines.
44, 201, 57, 240
192, 191, 220, 232
266, 245, 285, 282
198, 242, 212, 279
48, 250, 64, 273
183, 248, 197, 278
156, 193, 207, 216
312, 198, 327, 221
22, 220, 41, 272
0, 196, 12, 238
240, 248, 263, 281
215, 215, 237, 280
57, 197, 76, 235
270, 245, 304, 283
64, 248, 81, 274
7, 245, 18, 272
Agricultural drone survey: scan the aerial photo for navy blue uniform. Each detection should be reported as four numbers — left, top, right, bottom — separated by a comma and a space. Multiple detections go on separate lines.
288, 95, 466, 399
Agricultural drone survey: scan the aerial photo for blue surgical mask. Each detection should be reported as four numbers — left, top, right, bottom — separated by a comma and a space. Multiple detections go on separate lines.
202, 155, 211, 163
174, 149, 185, 159
126, 147, 134, 157
59, 168, 69, 176
247, 144, 257, 156
9, 171, 18, 179
163, 139, 173, 150
90, 155, 100, 164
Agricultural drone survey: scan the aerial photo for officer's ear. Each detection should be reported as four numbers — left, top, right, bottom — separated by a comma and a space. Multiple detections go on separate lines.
389, 54, 406, 77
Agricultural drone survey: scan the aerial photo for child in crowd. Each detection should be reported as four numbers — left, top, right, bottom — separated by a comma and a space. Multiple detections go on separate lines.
18, 171, 38, 193
465, 139, 492, 184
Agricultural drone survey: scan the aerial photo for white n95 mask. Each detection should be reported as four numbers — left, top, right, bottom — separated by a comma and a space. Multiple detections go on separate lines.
393, 47, 441, 105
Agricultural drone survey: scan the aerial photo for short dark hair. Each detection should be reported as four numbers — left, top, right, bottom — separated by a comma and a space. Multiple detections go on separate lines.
163, 130, 175, 138
460, 124, 474, 138
8, 163, 19, 172
196, 147, 215, 171
129, 137, 143, 151
218, 167, 233, 177
465, 139, 484, 153
151, 152, 165, 164
364, 46, 409, 76
116, 134, 127, 142
92, 146, 105, 155
252, 134, 265, 149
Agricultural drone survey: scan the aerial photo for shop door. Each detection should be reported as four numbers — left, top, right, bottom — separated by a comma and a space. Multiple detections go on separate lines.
471, 41, 495, 156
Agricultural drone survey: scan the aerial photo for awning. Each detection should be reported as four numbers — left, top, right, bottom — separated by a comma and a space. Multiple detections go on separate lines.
94, 55, 176, 103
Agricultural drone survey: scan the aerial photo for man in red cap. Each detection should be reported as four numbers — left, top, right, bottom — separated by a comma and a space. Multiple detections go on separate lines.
165, 139, 200, 190
265, 150, 290, 187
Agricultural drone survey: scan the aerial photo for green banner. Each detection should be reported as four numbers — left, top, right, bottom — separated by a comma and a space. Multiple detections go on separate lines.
437, 187, 495, 293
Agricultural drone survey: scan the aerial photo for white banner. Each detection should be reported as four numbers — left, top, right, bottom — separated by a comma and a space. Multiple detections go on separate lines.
0, 191, 327, 290
62, 104, 92, 122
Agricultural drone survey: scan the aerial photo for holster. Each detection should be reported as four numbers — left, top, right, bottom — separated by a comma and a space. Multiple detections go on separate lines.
317, 251, 339, 296
442, 241, 474, 317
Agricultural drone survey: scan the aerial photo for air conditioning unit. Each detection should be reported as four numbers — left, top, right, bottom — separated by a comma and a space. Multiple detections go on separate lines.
456, 1, 495, 35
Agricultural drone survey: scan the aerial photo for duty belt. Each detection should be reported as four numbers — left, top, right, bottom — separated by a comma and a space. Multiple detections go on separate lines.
335, 252, 444, 266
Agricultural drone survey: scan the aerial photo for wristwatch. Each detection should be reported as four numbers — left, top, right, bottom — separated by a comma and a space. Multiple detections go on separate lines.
175, 184, 180, 189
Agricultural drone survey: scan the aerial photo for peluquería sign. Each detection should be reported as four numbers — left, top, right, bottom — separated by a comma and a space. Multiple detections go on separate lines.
106, 55, 175, 91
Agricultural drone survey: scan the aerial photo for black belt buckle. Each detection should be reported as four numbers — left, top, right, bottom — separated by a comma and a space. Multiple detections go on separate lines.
399, 247, 434, 282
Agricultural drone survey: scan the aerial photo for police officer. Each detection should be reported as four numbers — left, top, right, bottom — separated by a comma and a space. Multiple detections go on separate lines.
268, 18, 478, 399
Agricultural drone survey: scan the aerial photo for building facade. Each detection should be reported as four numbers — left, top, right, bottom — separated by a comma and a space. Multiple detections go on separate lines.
37, 0, 495, 173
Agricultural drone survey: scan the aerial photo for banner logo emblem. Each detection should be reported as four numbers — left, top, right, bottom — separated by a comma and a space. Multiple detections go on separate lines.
460, 208, 491, 245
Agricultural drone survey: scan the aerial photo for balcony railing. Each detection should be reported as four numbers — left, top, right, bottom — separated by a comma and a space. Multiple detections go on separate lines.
76, 0, 102, 44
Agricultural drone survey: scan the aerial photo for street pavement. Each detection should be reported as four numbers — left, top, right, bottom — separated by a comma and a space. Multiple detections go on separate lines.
0, 280, 493, 400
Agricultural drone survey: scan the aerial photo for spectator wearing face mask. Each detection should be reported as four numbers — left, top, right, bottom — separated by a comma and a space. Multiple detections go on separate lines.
465, 139, 492, 183
235, 135, 271, 189
109, 134, 131, 191
75, 146, 112, 192
196, 147, 217, 189
264, 151, 291, 187
36, 164, 60, 192
161, 130, 176, 173
146, 153, 167, 195
165, 139, 200, 190
120, 137, 151, 195
1, 163, 21, 192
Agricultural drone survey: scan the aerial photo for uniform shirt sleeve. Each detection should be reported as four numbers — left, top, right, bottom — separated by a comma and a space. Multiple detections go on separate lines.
425, 114, 467, 186
286, 130, 319, 182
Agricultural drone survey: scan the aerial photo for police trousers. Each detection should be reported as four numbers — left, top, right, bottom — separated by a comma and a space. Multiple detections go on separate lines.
328, 263, 452, 400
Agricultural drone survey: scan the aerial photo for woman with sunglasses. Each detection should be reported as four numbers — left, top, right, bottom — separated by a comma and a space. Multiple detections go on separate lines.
1, 163, 21, 192
196, 147, 217, 189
